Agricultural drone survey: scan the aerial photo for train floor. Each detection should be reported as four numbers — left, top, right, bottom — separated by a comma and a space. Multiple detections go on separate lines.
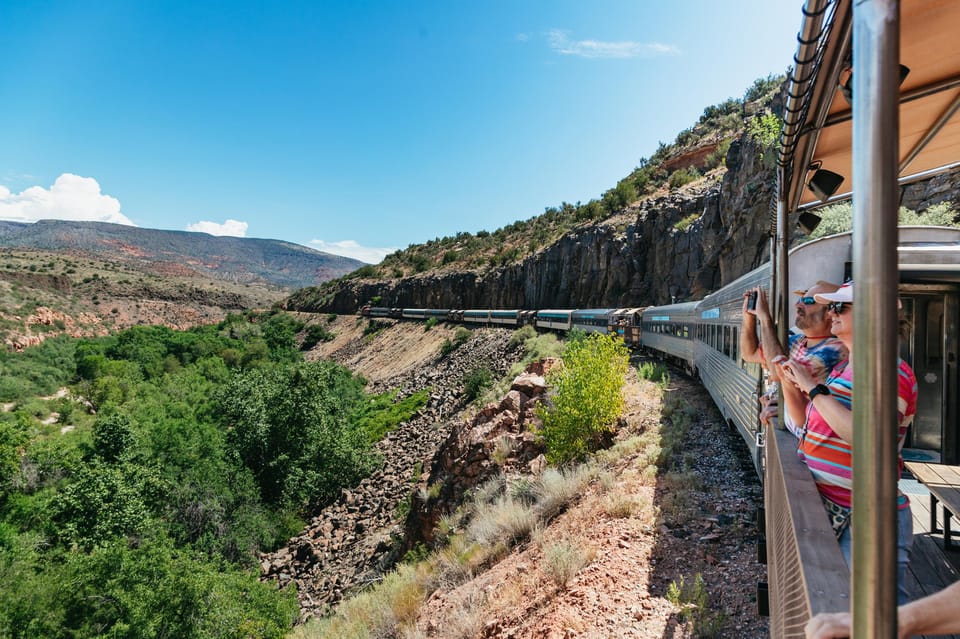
900, 473, 960, 639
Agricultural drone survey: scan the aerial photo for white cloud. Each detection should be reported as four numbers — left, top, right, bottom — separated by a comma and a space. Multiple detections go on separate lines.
515, 32, 530, 42
0, 173, 133, 225
308, 239, 398, 264
185, 219, 248, 237
547, 29, 679, 59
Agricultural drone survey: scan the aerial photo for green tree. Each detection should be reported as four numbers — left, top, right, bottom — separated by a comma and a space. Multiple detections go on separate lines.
50, 462, 165, 550
53, 538, 298, 639
92, 413, 135, 463
0, 417, 29, 490
537, 334, 629, 464
806, 201, 959, 240
220, 361, 376, 509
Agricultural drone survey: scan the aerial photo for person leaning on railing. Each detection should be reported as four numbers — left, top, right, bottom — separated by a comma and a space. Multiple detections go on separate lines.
805, 579, 960, 638
779, 281, 918, 604
740, 281, 848, 437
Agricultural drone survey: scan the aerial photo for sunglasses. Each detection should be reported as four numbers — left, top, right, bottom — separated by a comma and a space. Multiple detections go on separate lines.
826, 301, 851, 314
796, 296, 818, 306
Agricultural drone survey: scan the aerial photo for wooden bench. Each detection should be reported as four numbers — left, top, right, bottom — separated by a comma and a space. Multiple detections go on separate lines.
905, 461, 960, 551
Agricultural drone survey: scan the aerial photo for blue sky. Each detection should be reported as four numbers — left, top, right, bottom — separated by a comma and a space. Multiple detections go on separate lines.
0, 1, 801, 264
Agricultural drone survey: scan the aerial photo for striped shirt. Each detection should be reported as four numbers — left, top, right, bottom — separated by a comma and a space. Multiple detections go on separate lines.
799, 358, 918, 510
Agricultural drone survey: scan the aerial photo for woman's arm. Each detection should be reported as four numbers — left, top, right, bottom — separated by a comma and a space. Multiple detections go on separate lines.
780, 358, 854, 442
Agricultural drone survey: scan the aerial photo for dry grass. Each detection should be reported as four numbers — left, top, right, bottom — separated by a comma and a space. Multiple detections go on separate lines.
604, 493, 643, 519
542, 539, 595, 588
293, 562, 429, 639
491, 435, 517, 464
536, 466, 589, 520
468, 496, 538, 546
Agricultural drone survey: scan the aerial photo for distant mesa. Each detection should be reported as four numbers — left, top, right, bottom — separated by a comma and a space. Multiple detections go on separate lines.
0, 219, 365, 290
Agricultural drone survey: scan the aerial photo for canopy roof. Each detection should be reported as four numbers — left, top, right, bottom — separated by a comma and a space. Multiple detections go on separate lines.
781, 0, 960, 211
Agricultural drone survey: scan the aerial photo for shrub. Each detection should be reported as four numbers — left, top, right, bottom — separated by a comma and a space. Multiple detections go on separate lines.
674, 213, 699, 232
424, 317, 439, 330
667, 573, 726, 637
302, 324, 335, 350
743, 73, 783, 102
638, 361, 669, 383
464, 367, 493, 401
350, 265, 378, 279
467, 496, 538, 546
352, 388, 429, 442
508, 325, 536, 348
537, 334, 629, 464
536, 467, 589, 520
746, 112, 782, 151
668, 166, 700, 189
440, 327, 471, 357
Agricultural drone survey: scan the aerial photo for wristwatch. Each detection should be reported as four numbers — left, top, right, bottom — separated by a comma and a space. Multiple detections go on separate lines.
808, 384, 831, 400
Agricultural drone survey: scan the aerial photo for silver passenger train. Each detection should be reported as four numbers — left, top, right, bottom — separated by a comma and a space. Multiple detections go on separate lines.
360, 226, 960, 475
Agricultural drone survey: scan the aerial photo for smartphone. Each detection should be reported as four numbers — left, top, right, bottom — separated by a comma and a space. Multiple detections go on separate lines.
747, 291, 758, 310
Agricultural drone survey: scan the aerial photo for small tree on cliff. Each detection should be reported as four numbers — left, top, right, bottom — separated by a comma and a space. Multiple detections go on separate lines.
537, 333, 630, 464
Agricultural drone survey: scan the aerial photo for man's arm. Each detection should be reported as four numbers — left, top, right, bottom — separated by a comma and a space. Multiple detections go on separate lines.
754, 287, 787, 369
899, 580, 960, 637
753, 288, 788, 381
805, 580, 960, 638
740, 289, 764, 364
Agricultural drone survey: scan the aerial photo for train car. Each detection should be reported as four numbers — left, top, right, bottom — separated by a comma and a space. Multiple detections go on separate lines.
688, 264, 769, 471
462, 309, 490, 324
570, 309, 614, 334
401, 308, 427, 320
363, 306, 393, 318
425, 309, 451, 320
608, 307, 644, 346
535, 309, 573, 331
639, 301, 698, 372
489, 310, 520, 326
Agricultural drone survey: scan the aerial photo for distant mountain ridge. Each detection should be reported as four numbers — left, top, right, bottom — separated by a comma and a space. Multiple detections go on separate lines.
0, 219, 365, 290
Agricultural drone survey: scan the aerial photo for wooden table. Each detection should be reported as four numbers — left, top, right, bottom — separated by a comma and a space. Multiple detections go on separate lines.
905, 461, 960, 551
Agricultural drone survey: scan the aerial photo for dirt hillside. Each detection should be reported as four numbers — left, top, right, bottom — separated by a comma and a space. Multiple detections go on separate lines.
293, 319, 768, 638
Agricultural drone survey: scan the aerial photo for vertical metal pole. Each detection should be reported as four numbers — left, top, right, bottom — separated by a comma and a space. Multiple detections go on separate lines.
851, 1, 900, 637
775, 195, 789, 432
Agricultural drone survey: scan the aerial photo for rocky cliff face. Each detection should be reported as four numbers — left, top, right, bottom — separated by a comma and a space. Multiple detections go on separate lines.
295, 137, 960, 314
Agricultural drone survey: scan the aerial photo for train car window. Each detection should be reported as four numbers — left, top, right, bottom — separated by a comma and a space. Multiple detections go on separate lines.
722, 326, 730, 358
683, 325, 689, 339
732, 327, 739, 361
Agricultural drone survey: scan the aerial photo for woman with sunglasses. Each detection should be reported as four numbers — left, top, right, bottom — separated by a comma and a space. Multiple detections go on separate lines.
779, 281, 918, 603
741, 281, 848, 438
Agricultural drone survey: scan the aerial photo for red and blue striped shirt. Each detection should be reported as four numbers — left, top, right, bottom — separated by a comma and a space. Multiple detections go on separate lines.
799, 358, 917, 509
